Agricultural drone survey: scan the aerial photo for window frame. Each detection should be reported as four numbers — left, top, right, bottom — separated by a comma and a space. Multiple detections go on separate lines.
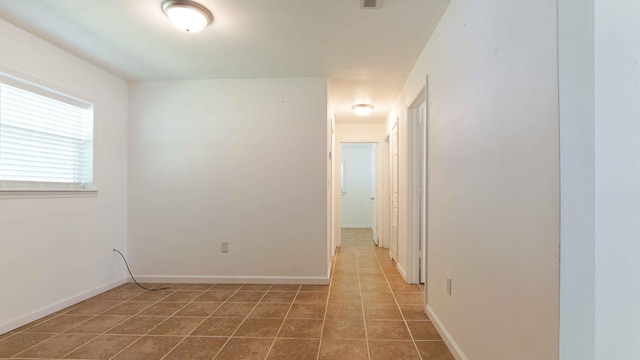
0, 71, 97, 198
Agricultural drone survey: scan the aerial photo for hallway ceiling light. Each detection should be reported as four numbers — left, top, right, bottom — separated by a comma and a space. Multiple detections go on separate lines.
352, 104, 374, 116
162, 0, 213, 32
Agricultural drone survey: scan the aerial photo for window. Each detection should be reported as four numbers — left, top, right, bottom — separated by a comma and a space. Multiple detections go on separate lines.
0, 73, 94, 191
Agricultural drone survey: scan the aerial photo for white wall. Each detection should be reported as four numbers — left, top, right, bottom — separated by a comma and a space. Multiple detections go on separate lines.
340, 144, 376, 228
558, 0, 595, 359
0, 19, 128, 333
128, 77, 329, 283
594, 0, 640, 358
388, 0, 560, 359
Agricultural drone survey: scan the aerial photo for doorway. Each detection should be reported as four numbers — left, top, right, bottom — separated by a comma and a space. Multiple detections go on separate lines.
407, 82, 428, 286
340, 143, 378, 244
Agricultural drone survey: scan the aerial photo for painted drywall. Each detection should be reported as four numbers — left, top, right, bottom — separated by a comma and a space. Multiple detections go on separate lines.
558, 0, 595, 359
340, 144, 376, 228
334, 123, 386, 250
594, 0, 640, 358
387, 0, 560, 359
128, 78, 329, 283
0, 19, 128, 333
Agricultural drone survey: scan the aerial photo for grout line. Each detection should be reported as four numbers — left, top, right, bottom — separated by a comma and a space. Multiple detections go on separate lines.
13, 285, 163, 359
315, 245, 337, 359
373, 244, 425, 360
158, 286, 245, 360
106, 285, 205, 360
356, 245, 373, 360
262, 286, 301, 360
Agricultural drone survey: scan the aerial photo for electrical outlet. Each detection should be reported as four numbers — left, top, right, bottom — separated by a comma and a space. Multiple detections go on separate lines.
446, 276, 452, 296
221, 242, 229, 253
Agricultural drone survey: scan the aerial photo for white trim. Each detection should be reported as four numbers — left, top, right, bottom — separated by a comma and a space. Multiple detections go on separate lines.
0, 278, 126, 334
133, 275, 330, 285
406, 87, 427, 284
340, 225, 374, 229
0, 189, 98, 199
396, 262, 408, 282
426, 304, 469, 360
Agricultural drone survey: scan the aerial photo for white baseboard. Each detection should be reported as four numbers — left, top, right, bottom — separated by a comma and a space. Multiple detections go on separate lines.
426, 304, 469, 360
133, 275, 330, 285
397, 262, 408, 281
0, 278, 127, 335
340, 225, 374, 229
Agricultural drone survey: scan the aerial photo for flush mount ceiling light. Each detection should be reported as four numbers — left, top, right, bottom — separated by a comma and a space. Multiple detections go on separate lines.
352, 104, 374, 116
162, 0, 213, 32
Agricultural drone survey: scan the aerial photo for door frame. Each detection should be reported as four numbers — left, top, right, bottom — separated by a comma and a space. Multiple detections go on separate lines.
406, 77, 429, 286
335, 140, 382, 248
336, 140, 381, 240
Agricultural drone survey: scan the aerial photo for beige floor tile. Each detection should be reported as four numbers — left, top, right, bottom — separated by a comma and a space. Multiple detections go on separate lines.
328, 291, 362, 304
214, 337, 273, 360
65, 315, 129, 334
212, 302, 256, 317
267, 338, 320, 360
175, 302, 221, 316
406, 321, 442, 341
394, 292, 425, 305
240, 284, 273, 291
110, 335, 182, 360
294, 291, 329, 304
107, 316, 165, 335
228, 291, 266, 303
261, 291, 297, 303
269, 284, 301, 291
399, 305, 430, 320
415, 341, 455, 360
250, 303, 291, 318
148, 316, 205, 336
191, 317, 243, 336
163, 336, 227, 360
138, 302, 187, 316
234, 318, 284, 337
363, 304, 403, 320
17, 333, 96, 358
366, 320, 412, 340
212, 284, 243, 290
325, 303, 364, 320
23, 315, 91, 333
0, 333, 54, 358
175, 284, 213, 291
102, 301, 154, 316
193, 290, 235, 302
287, 304, 327, 319
160, 290, 205, 302
65, 301, 118, 316
318, 339, 369, 360
322, 318, 366, 339
278, 318, 323, 339
63, 334, 139, 359
129, 290, 174, 302
368, 340, 421, 360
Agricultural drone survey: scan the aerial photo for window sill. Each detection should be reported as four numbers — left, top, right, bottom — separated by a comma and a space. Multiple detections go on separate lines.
0, 188, 98, 199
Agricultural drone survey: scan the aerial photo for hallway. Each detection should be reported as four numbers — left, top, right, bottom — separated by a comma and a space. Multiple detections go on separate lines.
0, 229, 452, 359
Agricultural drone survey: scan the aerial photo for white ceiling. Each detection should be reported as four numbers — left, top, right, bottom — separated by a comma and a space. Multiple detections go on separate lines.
0, 0, 449, 124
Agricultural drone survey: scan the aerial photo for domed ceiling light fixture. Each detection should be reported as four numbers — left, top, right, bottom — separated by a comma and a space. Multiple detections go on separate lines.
162, 0, 213, 32
352, 104, 374, 116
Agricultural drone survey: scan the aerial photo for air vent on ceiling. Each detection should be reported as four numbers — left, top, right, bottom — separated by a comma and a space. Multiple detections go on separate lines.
361, 0, 381, 9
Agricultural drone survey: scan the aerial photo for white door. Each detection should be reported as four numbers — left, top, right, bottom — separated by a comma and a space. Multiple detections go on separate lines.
418, 101, 427, 284
391, 124, 399, 262
340, 144, 377, 233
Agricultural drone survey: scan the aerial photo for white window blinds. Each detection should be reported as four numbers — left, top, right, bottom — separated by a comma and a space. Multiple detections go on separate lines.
0, 74, 94, 190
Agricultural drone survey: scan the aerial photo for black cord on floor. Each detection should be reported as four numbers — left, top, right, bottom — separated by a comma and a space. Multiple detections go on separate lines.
112, 249, 170, 291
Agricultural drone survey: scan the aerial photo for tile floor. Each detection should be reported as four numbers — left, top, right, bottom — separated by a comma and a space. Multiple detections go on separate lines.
0, 228, 454, 359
